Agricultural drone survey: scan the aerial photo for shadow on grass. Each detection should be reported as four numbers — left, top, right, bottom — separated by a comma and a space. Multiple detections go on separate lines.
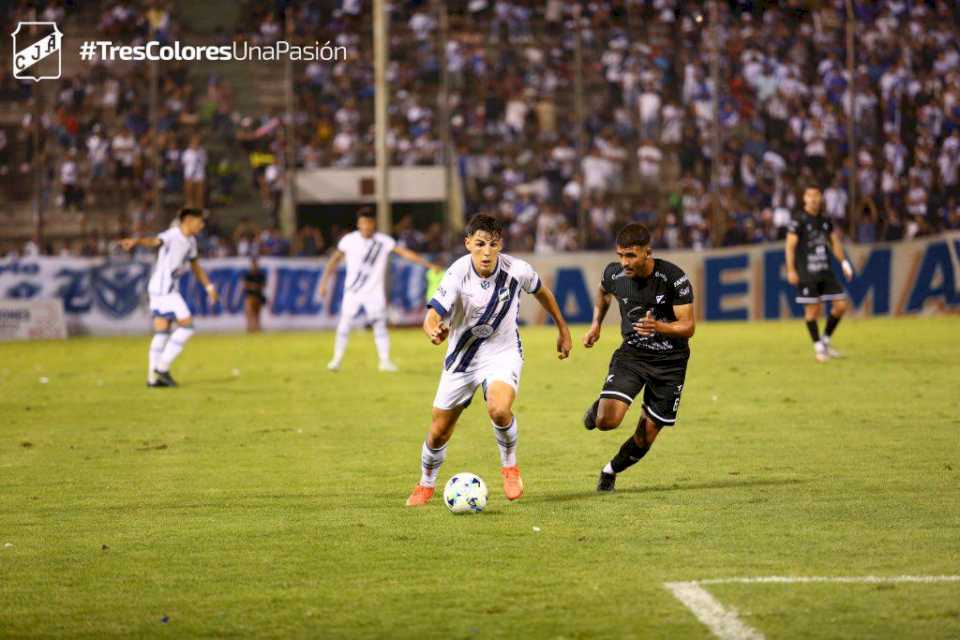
521, 477, 811, 504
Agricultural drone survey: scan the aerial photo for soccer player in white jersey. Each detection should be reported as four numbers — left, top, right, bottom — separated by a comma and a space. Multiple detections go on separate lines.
119, 208, 218, 387
405, 214, 572, 506
318, 208, 443, 372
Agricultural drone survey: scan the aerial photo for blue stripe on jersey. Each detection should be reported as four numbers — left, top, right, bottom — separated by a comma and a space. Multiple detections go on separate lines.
444, 270, 508, 371
362, 240, 382, 266
427, 298, 449, 318
349, 273, 369, 292
454, 276, 518, 373
346, 271, 364, 291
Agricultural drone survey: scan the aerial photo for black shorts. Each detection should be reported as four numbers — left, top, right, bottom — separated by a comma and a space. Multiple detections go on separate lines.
599, 347, 688, 427
796, 272, 845, 304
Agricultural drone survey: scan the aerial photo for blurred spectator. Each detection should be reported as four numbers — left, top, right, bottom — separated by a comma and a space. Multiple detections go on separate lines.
243, 256, 267, 333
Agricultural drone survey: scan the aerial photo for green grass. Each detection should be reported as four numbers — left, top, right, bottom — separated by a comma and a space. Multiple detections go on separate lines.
1, 317, 958, 639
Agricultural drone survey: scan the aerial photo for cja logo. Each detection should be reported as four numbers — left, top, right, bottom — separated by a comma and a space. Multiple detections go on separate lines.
11, 22, 62, 82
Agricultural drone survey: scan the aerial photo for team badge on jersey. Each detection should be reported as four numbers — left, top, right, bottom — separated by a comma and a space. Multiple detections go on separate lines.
470, 324, 494, 338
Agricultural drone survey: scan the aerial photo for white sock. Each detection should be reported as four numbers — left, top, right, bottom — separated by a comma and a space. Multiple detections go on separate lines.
419, 440, 447, 487
492, 416, 518, 468
332, 317, 351, 363
373, 318, 391, 362
603, 462, 615, 475
148, 331, 170, 381
157, 326, 194, 372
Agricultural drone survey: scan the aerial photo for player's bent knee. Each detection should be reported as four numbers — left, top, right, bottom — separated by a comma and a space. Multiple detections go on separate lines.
595, 413, 623, 431
832, 300, 848, 315
487, 405, 512, 427
178, 317, 194, 327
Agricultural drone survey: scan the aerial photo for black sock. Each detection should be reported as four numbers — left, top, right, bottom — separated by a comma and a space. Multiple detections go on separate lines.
805, 320, 820, 343
825, 314, 841, 337
609, 434, 650, 474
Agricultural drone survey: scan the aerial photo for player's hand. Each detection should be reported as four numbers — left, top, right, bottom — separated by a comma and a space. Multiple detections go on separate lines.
841, 259, 854, 281
556, 327, 572, 360
205, 284, 219, 304
583, 323, 601, 348
318, 282, 328, 298
429, 322, 449, 345
633, 310, 657, 337
119, 238, 137, 252
787, 269, 799, 286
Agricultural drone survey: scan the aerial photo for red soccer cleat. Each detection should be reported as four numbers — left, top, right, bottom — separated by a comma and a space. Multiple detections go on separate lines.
500, 466, 524, 501
405, 484, 435, 506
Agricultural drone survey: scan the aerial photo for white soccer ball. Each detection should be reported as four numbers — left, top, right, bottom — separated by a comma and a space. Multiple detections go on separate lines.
443, 472, 488, 514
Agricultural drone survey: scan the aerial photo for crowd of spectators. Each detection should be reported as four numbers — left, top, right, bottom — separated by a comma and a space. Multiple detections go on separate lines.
3, 0, 960, 259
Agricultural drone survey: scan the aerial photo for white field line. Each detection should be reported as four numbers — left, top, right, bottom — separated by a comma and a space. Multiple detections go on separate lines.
697, 575, 960, 585
665, 576, 960, 640
664, 582, 764, 640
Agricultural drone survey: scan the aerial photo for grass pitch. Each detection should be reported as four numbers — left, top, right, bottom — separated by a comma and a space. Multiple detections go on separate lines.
1, 317, 958, 639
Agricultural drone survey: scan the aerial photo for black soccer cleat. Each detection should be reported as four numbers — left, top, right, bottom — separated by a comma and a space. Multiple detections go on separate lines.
153, 370, 177, 387
597, 470, 616, 492
583, 400, 599, 431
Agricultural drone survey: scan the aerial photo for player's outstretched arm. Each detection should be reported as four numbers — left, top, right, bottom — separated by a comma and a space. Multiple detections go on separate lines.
533, 287, 572, 359
190, 259, 218, 304
422, 307, 449, 345
634, 304, 695, 339
392, 246, 445, 272
318, 250, 344, 297
785, 232, 799, 285
118, 236, 162, 252
583, 285, 611, 348
831, 231, 854, 280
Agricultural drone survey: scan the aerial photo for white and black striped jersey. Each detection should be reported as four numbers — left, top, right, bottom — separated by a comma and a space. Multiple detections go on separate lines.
337, 231, 397, 298
147, 226, 198, 296
428, 254, 541, 373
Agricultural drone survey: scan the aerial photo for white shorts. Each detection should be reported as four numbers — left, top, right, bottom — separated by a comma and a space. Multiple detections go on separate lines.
433, 353, 523, 410
339, 291, 387, 324
149, 292, 191, 322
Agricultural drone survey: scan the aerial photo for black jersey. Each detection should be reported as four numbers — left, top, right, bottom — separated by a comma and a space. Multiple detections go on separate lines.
600, 258, 694, 361
788, 213, 834, 279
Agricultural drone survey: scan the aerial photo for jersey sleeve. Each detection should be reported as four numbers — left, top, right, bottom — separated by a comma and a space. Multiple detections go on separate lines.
336, 233, 351, 254
156, 228, 174, 246
427, 263, 461, 319
670, 267, 694, 305
786, 216, 800, 235
381, 234, 397, 254
516, 259, 542, 294
188, 238, 198, 260
599, 262, 619, 293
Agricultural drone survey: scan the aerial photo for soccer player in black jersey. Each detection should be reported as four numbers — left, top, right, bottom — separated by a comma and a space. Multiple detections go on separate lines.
785, 186, 854, 363
581, 223, 695, 492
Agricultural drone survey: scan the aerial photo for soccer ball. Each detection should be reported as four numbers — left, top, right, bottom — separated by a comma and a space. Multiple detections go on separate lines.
443, 472, 488, 514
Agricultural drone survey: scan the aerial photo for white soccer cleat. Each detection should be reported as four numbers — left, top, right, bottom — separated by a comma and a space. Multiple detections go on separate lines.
378, 360, 398, 372
327, 359, 341, 372
814, 342, 829, 363
820, 338, 842, 358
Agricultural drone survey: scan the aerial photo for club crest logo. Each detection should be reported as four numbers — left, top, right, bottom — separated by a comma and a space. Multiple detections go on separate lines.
91, 262, 150, 319
470, 324, 494, 338
11, 22, 62, 82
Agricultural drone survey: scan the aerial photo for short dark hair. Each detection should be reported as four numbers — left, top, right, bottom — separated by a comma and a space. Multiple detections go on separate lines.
357, 206, 375, 220
179, 207, 205, 222
616, 223, 651, 248
464, 214, 503, 239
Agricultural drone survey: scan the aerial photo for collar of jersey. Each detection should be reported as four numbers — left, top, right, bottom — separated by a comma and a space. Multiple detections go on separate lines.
471, 257, 500, 280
